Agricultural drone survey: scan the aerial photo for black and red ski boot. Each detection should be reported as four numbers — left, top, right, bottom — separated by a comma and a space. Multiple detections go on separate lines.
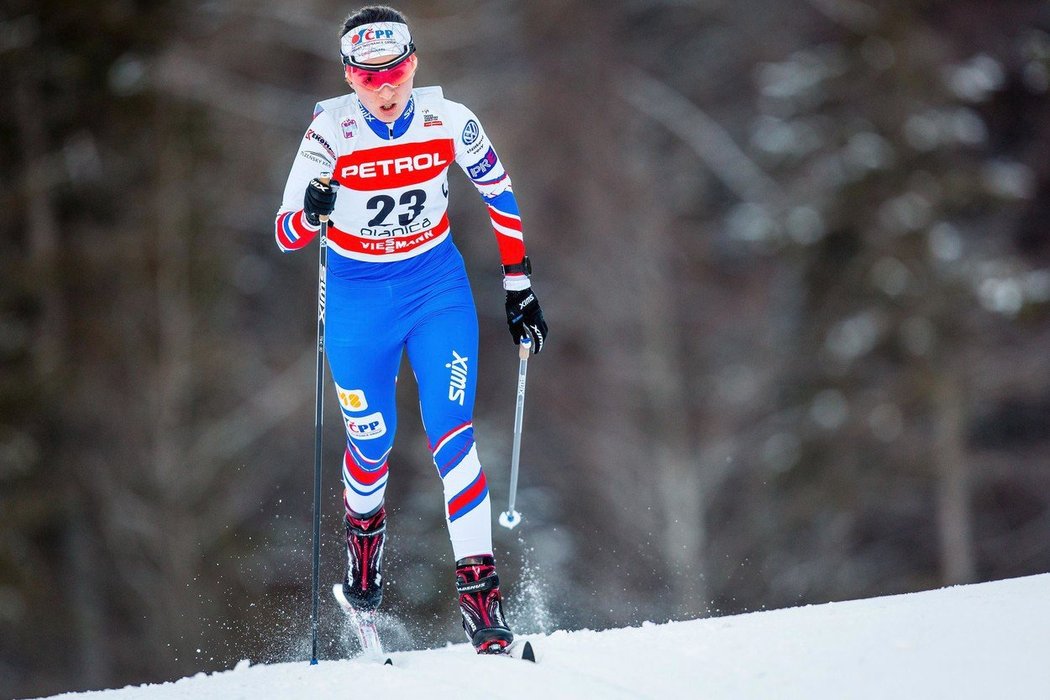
341, 507, 386, 611
455, 555, 514, 654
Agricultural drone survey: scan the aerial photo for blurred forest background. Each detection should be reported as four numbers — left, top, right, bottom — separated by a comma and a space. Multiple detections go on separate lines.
2, 0, 1050, 696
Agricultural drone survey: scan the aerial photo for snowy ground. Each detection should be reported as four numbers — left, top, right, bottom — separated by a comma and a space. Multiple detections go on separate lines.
30, 573, 1050, 700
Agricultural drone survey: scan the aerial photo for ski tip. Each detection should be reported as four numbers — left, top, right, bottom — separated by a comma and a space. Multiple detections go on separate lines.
384, 657, 393, 666
521, 640, 536, 663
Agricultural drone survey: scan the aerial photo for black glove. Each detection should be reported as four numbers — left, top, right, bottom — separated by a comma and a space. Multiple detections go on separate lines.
303, 178, 340, 226
505, 288, 547, 353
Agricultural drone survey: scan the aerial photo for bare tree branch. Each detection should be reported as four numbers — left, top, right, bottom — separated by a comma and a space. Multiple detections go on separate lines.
620, 66, 784, 205
151, 48, 314, 128
802, 0, 880, 32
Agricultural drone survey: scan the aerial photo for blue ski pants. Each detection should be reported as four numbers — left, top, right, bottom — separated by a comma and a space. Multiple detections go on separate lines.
324, 241, 492, 559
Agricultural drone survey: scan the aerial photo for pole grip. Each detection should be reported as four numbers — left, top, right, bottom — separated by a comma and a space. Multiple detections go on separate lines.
519, 335, 532, 360
318, 172, 332, 223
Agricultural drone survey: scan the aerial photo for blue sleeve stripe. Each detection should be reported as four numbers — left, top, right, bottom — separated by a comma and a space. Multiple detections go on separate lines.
282, 212, 300, 243
482, 189, 520, 217
475, 173, 509, 187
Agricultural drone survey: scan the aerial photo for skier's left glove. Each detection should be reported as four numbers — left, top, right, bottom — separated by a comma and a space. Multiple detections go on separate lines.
505, 288, 547, 354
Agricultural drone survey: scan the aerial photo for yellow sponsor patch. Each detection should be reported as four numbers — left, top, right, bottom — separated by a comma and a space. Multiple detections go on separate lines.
335, 384, 368, 411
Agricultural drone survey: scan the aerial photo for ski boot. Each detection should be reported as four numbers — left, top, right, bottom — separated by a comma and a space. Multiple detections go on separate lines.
341, 506, 386, 611
455, 555, 514, 654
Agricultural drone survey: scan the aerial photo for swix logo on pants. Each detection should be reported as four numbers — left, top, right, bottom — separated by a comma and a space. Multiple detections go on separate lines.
337, 139, 455, 190
446, 350, 469, 405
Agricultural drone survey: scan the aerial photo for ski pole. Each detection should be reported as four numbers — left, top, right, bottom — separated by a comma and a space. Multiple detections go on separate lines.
498, 335, 531, 530
310, 173, 332, 665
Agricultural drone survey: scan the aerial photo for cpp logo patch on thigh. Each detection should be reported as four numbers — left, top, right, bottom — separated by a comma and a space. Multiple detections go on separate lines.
345, 411, 387, 440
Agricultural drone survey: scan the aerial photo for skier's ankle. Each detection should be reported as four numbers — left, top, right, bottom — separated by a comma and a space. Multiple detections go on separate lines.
456, 554, 494, 568
347, 505, 386, 532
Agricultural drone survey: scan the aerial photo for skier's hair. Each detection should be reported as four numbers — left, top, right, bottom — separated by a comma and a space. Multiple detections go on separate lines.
341, 5, 409, 37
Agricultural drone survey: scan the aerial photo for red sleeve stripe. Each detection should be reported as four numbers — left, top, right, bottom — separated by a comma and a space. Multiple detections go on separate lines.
488, 206, 524, 252
487, 206, 522, 232
492, 222, 524, 242
274, 210, 318, 250
495, 238, 526, 265
275, 212, 297, 249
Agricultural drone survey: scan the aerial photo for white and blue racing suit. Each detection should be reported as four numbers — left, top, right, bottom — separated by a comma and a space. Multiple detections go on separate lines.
275, 87, 529, 559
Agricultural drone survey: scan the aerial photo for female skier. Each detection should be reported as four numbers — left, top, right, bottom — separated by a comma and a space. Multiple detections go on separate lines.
274, 5, 547, 654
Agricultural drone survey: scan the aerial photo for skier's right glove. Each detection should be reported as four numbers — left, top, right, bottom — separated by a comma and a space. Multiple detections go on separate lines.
505, 287, 547, 354
303, 177, 340, 226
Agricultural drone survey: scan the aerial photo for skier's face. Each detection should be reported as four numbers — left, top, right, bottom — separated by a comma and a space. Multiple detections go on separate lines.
347, 54, 417, 123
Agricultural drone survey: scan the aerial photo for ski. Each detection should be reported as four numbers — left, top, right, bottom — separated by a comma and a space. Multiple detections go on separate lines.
480, 639, 535, 662
332, 583, 393, 665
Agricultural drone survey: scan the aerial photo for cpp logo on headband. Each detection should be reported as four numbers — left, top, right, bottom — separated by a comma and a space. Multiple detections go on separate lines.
343, 21, 412, 62
350, 27, 395, 45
